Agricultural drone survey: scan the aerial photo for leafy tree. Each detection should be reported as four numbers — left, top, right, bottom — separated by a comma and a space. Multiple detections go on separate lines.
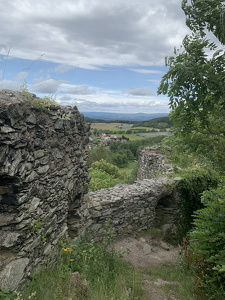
112, 152, 129, 168
89, 169, 121, 191
182, 0, 225, 44
88, 145, 112, 166
158, 32, 225, 169
91, 159, 125, 179
158, 33, 225, 136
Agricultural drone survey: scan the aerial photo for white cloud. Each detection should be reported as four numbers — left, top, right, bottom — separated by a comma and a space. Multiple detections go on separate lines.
56, 85, 169, 113
49, 64, 75, 74
60, 84, 96, 95
58, 95, 169, 113
31, 79, 66, 93
0, 71, 28, 90
129, 68, 163, 74
0, 0, 188, 69
123, 86, 153, 96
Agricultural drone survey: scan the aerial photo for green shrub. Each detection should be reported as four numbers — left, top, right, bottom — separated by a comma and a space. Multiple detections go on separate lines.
111, 151, 129, 168
91, 159, 125, 180
176, 168, 219, 241
89, 169, 121, 191
88, 146, 112, 167
182, 180, 225, 299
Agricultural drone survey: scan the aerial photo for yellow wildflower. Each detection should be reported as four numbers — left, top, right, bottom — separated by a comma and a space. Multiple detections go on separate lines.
70, 259, 75, 261
63, 247, 72, 252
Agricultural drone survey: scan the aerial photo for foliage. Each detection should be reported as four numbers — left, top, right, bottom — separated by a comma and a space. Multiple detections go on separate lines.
111, 151, 129, 168
110, 136, 165, 159
162, 131, 225, 173
88, 169, 121, 191
17, 228, 143, 300
88, 145, 112, 166
21, 81, 57, 110
158, 32, 225, 136
91, 159, 125, 179
181, 180, 225, 299
0, 289, 14, 300
31, 219, 45, 234
158, 30, 225, 173
182, 0, 225, 45
176, 168, 219, 241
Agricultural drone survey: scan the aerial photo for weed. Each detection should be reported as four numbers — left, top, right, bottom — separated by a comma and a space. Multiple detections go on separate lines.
0, 289, 14, 300
31, 219, 45, 234
16, 227, 143, 300
21, 81, 57, 110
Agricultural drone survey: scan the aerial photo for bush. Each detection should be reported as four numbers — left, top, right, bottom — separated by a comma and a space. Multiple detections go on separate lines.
88, 146, 112, 166
182, 180, 225, 299
91, 159, 125, 180
111, 152, 129, 168
176, 168, 219, 241
89, 169, 121, 191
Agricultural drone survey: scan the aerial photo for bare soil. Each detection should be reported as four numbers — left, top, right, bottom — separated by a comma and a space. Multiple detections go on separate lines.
112, 233, 180, 300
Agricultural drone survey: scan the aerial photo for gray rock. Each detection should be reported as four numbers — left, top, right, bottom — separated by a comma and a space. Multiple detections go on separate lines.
25, 171, 38, 182
143, 244, 152, 255
37, 165, 50, 174
26, 113, 36, 124
0, 258, 29, 291
0, 231, 21, 248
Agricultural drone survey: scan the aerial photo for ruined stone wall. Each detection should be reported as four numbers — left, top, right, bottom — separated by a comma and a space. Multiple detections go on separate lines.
0, 92, 180, 290
0, 90, 89, 290
137, 146, 173, 180
75, 177, 180, 240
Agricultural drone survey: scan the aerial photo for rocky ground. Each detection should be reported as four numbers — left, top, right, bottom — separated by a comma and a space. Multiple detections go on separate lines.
112, 232, 180, 300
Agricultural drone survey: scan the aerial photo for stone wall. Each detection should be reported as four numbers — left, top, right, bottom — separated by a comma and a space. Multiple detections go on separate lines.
0, 90, 90, 290
74, 177, 180, 240
137, 146, 173, 180
0, 91, 180, 291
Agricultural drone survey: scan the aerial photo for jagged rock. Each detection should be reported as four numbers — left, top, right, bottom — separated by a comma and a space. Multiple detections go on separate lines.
0, 258, 29, 291
0, 90, 89, 290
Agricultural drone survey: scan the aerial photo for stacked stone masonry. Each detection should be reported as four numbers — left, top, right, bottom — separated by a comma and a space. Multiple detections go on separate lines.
0, 90, 180, 291
75, 177, 180, 240
0, 90, 90, 290
137, 146, 173, 180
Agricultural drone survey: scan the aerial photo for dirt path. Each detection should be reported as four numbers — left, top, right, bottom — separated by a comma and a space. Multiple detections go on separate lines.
112, 232, 180, 300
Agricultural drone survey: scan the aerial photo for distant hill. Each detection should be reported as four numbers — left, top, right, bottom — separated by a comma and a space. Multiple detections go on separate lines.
135, 116, 173, 128
82, 112, 168, 122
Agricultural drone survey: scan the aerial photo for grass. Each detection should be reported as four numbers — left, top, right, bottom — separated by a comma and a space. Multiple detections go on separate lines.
90, 123, 128, 131
138, 132, 170, 138
142, 262, 196, 300
121, 161, 138, 183
11, 226, 197, 300
13, 232, 144, 300
9, 230, 203, 300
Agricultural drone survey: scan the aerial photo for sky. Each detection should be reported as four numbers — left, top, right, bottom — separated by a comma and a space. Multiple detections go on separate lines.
0, 0, 190, 114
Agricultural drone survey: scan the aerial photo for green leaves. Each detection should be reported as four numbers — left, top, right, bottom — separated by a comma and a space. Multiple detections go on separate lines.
188, 181, 225, 296
182, 0, 225, 45
158, 31, 225, 163
0, 289, 14, 300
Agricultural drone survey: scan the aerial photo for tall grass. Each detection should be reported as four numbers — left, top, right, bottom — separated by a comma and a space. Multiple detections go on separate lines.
13, 230, 144, 300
